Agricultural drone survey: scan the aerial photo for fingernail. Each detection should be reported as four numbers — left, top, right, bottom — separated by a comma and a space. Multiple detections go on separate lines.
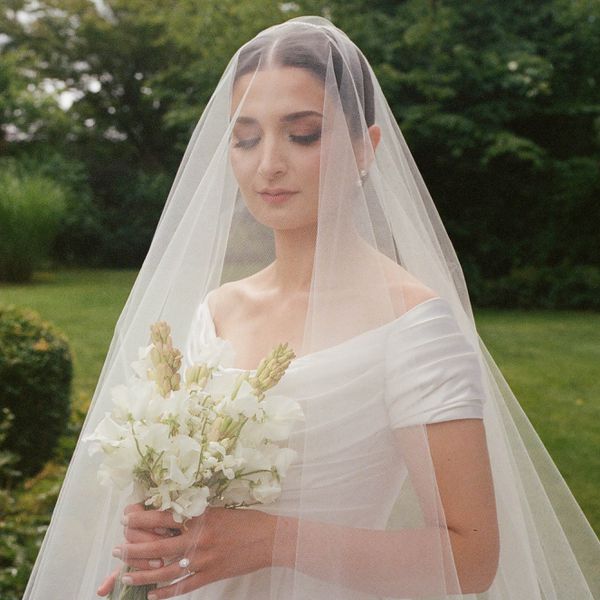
112, 547, 121, 558
147, 595, 158, 600
154, 527, 168, 535
149, 559, 162, 568
121, 515, 129, 526
121, 575, 133, 585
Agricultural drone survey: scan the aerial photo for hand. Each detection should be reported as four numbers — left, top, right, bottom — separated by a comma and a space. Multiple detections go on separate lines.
96, 566, 119, 597
108, 504, 279, 599
97, 503, 175, 597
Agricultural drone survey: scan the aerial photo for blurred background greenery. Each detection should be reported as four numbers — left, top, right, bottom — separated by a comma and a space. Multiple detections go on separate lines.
0, 0, 599, 597
1, 0, 599, 295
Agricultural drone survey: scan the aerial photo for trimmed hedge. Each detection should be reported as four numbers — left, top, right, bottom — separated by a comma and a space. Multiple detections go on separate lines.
0, 305, 72, 477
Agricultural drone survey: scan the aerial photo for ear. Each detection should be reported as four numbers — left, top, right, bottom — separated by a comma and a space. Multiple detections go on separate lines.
368, 124, 381, 153
355, 124, 381, 173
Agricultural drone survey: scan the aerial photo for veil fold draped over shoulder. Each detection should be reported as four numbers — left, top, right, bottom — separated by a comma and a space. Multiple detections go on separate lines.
24, 15, 599, 600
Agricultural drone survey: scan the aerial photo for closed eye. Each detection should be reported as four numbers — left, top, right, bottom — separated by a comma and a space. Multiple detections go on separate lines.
233, 137, 260, 149
233, 130, 321, 150
289, 131, 321, 145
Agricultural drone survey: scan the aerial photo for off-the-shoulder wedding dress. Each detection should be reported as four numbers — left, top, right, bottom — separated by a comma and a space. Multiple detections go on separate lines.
184, 296, 485, 599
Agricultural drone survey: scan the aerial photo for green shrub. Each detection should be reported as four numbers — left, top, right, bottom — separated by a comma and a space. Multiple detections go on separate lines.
0, 405, 65, 600
0, 154, 106, 268
0, 167, 68, 282
0, 462, 65, 600
477, 264, 600, 310
0, 305, 72, 477
0, 408, 20, 487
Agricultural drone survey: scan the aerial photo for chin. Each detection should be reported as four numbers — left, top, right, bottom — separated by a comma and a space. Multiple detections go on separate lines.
242, 195, 317, 231
251, 211, 316, 232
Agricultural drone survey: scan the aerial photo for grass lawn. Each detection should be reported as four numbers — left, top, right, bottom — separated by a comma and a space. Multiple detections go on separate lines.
1, 268, 598, 537
475, 306, 600, 537
0, 269, 138, 410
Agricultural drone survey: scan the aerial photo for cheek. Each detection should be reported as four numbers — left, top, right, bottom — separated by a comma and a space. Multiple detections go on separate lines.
300, 146, 322, 188
229, 151, 254, 189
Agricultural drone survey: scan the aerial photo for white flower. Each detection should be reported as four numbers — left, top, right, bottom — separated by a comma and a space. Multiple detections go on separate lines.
222, 386, 260, 419
163, 435, 202, 479
160, 388, 192, 426
205, 370, 242, 396
85, 413, 129, 455
137, 422, 171, 455
252, 478, 281, 503
207, 440, 226, 455
201, 456, 218, 474
96, 437, 141, 489
170, 486, 210, 521
234, 444, 272, 473
216, 454, 243, 479
240, 395, 304, 443
166, 455, 194, 487
194, 337, 236, 369
131, 344, 154, 379
110, 380, 162, 423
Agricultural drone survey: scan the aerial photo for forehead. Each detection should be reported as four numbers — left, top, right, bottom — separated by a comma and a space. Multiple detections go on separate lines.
231, 67, 325, 120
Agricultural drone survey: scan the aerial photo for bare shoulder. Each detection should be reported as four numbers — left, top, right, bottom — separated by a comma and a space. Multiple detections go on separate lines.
206, 280, 245, 323
378, 253, 439, 314
206, 270, 266, 322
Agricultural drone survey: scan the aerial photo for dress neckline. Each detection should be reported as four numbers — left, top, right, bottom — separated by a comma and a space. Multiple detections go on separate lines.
201, 296, 448, 372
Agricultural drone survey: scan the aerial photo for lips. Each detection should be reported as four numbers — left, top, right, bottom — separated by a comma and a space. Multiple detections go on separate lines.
258, 189, 298, 204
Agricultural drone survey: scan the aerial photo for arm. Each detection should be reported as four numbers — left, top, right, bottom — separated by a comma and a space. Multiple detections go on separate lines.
273, 418, 499, 597
103, 420, 499, 598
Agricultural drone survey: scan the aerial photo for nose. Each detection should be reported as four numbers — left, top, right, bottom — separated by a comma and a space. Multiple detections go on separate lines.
257, 134, 287, 180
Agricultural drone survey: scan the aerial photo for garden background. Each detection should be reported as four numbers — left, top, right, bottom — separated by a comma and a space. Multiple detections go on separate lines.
0, 1, 599, 598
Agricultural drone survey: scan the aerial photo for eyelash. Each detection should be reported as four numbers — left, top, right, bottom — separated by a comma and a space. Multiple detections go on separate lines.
233, 131, 321, 149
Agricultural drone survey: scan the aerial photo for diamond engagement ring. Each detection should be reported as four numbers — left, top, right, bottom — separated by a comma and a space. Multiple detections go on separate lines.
178, 557, 194, 576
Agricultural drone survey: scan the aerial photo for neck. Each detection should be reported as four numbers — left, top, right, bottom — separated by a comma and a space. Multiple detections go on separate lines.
267, 220, 368, 297
269, 224, 317, 296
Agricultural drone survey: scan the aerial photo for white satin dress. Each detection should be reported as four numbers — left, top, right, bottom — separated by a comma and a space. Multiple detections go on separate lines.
183, 296, 487, 599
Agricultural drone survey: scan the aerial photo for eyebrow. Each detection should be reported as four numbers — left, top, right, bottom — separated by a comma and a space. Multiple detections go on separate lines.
235, 110, 324, 125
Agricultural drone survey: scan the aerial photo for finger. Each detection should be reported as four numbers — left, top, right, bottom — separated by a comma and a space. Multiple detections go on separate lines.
120, 558, 202, 588
114, 537, 185, 560
124, 503, 146, 515
122, 557, 164, 570
124, 509, 183, 531
153, 527, 182, 537
145, 571, 210, 599
124, 527, 163, 543
96, 566, 120, 597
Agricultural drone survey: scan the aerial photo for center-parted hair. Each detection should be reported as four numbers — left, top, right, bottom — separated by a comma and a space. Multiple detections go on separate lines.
233, 23, 375, 138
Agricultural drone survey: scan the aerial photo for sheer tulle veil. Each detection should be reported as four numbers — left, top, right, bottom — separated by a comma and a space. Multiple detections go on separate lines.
24, 15, 599, 600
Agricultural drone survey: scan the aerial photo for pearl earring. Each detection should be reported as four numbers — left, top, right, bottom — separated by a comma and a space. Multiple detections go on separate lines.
356, 169, 368, 187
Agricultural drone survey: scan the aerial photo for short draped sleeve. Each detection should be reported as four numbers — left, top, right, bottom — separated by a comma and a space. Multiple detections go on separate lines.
384, 297, 486, 429
186, 301, 215, 356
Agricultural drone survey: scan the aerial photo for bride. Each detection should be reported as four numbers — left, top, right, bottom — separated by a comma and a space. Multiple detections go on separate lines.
25, 15, 599, 600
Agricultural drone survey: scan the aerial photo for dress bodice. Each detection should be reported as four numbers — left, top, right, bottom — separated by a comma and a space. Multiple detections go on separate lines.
183, 296, 486, 599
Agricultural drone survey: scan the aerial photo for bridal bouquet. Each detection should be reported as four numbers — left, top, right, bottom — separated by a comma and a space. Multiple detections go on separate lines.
85, 321, 303, 599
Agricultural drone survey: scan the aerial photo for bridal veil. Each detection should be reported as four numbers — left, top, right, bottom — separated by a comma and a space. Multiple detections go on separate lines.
24, 15, 599, 599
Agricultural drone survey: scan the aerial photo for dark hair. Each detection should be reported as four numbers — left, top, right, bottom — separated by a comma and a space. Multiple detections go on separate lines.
233, 25, 375, 138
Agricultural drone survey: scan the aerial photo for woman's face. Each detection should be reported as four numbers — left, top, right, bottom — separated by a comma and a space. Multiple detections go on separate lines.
229, 67, 325, 232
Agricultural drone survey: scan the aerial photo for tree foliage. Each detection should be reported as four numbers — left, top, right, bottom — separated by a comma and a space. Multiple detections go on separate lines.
0, 0, 598, 278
